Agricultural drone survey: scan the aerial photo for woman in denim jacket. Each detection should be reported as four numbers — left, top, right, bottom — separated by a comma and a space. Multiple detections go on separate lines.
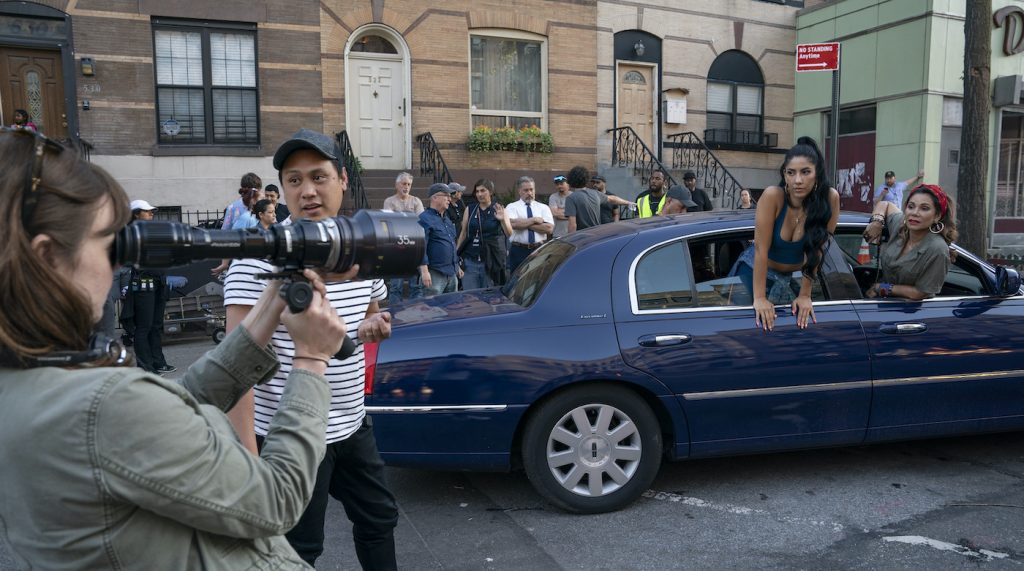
0, 127, 351, 569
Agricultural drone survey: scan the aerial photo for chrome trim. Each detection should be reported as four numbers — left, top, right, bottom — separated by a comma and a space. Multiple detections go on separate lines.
851, 295, 984, 305
633, 299, 854, 316
365, 404, 508, 413
874, 369, 1024, 387
683, 380, 871, 401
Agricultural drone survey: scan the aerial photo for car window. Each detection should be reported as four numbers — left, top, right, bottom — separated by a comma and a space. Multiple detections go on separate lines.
634, 241, 694, 310
686, 232, 827, 308
836, 227, 991, 298
503, 241, 575, 308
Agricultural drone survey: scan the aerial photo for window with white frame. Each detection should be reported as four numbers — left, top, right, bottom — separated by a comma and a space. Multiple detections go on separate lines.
470, 30, 546, 130
706, 50, 764, 146
153, 20, 258, 145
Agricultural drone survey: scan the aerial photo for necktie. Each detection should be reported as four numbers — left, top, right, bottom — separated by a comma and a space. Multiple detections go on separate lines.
526, 203, 536, 244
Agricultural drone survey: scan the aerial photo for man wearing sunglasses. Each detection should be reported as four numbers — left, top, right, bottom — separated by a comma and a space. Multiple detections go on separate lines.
548, 174, 572, 238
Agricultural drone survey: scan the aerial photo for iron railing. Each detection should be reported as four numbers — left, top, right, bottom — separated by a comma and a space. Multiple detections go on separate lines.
666, 131, 746, 209
59, 136, 93, 161
335, 130, 369, 213
606, 126, 677, 188
415, 132, 452, 184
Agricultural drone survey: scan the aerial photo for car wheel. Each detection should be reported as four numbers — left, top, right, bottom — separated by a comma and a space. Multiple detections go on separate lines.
212, 327, 226, 344
522, 385, 662, 514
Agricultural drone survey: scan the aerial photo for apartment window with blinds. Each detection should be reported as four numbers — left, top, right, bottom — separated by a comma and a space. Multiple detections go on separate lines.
470, 30, 546, 129
153, 20, 259, 145
705, 50, 764, 146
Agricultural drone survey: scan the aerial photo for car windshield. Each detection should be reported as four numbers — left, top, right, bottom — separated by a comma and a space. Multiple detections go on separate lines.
502, 241, 575, 308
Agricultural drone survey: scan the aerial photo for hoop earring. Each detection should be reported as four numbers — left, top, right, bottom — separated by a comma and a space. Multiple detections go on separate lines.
930, 221, 944, 234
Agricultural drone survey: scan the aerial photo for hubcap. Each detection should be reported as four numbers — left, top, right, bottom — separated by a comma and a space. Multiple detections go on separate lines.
545, 403, 642, 497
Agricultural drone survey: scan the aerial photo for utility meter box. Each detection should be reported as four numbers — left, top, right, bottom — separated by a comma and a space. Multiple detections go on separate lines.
663, 88, 688, 124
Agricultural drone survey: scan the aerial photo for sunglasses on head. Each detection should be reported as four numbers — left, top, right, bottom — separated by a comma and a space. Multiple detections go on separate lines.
2, 126, 67, 233
553, 176, 567, 182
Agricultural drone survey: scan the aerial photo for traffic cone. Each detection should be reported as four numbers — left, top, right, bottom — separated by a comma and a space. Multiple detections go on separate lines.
856, 239, 871, 265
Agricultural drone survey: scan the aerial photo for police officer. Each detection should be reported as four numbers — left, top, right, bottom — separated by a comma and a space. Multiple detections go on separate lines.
124, 200, 175, 374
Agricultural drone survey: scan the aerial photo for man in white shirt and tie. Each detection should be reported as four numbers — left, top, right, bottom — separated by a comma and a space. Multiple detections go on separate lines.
505, 175, 555, 273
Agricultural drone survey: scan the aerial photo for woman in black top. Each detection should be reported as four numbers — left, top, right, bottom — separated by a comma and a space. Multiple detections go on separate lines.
457, 179, 512, 289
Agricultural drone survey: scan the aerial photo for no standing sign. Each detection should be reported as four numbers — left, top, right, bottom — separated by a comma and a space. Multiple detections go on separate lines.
796, 42, 841, 72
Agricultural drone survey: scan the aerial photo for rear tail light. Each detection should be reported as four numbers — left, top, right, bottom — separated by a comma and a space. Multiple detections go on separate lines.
363, 341, 379, 395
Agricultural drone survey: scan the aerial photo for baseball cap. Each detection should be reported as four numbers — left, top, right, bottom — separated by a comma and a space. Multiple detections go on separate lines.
683, 170, 697, 180
448, 182, 466, 193
666, 186, 698, 209
129, 199, 157, 211
553, 175, 567, 182
884, 170, 895, 178
590, 174, 606, 183
428, 182, 453, 197
272, 128, 340, 171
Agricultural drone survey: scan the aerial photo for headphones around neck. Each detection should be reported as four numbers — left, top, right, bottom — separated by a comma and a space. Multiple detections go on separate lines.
27, 333, 129, 368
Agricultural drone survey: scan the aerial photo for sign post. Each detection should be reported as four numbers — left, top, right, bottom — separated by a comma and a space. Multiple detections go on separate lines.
796, 42, 841, 183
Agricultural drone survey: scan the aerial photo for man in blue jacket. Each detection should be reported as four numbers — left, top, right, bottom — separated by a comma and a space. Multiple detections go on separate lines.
418, 183, 463, 295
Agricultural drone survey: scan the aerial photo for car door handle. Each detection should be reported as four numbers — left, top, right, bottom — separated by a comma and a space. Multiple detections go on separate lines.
879, 322, 928, 335
638, 334, 692, 347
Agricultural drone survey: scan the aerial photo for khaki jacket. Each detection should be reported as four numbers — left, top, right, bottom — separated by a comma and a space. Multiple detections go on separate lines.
0, 327, 330, 569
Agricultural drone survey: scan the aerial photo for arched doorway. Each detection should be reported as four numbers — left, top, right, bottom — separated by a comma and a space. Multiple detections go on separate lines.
0, 1, 76, 139
345, 25, 410, 170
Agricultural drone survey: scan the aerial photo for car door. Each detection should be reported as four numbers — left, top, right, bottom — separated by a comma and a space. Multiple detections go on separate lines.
842, 236, 1024, 441
613, 227, 872, 458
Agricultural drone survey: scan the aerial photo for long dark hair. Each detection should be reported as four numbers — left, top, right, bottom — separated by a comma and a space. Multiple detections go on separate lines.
778, 136, 832, 278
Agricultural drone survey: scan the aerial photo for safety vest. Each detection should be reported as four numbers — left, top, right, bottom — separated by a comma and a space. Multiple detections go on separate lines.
637, 193, 666, 218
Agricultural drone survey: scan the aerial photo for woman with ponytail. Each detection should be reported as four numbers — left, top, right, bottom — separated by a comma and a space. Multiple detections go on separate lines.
735, 136, 840, 331
861, 184, 957, 300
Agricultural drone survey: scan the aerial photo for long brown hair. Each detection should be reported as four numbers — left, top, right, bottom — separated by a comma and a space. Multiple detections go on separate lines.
0, 132, 131, 367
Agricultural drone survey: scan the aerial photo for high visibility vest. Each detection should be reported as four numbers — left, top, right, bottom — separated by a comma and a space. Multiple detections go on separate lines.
637, 193, 666, 218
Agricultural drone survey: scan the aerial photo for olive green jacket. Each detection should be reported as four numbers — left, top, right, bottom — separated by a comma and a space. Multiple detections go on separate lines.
0, 326, 329, 569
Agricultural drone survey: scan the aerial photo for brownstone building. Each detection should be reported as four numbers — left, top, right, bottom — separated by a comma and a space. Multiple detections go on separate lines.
0, 0, 823, 213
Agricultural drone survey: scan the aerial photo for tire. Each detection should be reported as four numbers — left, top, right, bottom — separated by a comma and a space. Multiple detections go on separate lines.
212, 327, 226, 344
521, 385, 662, 514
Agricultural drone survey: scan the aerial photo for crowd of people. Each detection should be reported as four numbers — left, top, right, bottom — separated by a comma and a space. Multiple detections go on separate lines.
0, 120, 961, 568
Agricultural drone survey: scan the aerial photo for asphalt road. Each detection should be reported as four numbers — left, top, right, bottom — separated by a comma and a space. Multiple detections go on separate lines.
3, 336, 1023, 570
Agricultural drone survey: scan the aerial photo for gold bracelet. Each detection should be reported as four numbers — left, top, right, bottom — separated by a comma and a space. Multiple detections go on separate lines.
294, 355, 330, 367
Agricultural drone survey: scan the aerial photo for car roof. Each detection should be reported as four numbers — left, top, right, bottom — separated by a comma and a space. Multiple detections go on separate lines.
560, 210, 873, 251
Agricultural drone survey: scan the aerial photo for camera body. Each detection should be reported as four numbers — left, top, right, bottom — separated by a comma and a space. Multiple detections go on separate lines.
115, 210, 425, 281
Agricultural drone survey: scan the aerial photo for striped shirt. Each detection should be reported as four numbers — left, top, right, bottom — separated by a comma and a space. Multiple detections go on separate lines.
224, 259, 387, 443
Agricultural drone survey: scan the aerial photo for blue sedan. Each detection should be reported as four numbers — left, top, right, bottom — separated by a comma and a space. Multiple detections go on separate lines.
365, 212, 1024, 514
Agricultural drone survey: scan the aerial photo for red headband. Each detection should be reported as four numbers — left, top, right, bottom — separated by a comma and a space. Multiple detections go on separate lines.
911, 184, 948, 218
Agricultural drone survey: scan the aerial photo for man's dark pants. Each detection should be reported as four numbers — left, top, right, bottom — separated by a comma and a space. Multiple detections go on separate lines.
508, 243, 537, 274
131, 290, 168, 372
259, 417, 398, 569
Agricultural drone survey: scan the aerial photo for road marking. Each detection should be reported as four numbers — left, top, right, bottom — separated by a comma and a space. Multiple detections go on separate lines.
882, 536, 1012, 562
642, 490, 845, 532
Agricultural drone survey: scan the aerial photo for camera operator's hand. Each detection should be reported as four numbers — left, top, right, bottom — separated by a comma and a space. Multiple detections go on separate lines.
359, 311, 391, 343
281, 270, 347, 371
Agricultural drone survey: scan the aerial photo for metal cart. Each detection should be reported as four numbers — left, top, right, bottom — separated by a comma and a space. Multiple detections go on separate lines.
162, 281, 226, 343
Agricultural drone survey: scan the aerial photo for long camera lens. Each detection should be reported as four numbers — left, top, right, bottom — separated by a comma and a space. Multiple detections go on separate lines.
114, 210, 425, 279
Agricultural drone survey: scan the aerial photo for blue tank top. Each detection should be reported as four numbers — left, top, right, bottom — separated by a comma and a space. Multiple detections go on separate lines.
767, 200, 806, 265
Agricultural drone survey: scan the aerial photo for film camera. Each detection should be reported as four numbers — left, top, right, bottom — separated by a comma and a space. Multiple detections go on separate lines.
113, 210, 425, 358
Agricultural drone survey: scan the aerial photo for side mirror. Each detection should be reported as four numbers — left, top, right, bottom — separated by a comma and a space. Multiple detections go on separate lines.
995, 266, 1022, 296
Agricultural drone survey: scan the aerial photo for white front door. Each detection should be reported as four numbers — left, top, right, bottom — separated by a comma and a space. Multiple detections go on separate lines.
348, 57, 405, 170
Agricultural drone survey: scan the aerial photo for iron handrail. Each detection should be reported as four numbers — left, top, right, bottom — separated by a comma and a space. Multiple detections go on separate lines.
334, 130, 369, 212
415, 132, 452, 184
606, 126, 677, 189
666, 131, 745, 209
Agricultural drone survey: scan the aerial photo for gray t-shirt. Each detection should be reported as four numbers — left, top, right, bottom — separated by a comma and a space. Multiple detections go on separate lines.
549, 191, 570, 237
879, 211, 950, 295
565, 187, 606, 231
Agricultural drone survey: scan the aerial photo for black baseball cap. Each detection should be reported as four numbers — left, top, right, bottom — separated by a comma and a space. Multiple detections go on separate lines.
683, 170, 697, 180
553, 175, 567, 182
591, 174, 606, 183
428, 182, 453, 197
273, 129, 340, 171
884, 170, 895, 178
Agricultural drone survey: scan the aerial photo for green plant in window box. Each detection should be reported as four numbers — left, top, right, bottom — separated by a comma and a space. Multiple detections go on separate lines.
467, 125, 554, 153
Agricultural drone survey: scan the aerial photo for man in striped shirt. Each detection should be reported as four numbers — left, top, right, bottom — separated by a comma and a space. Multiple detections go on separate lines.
224, 129, 397, 569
